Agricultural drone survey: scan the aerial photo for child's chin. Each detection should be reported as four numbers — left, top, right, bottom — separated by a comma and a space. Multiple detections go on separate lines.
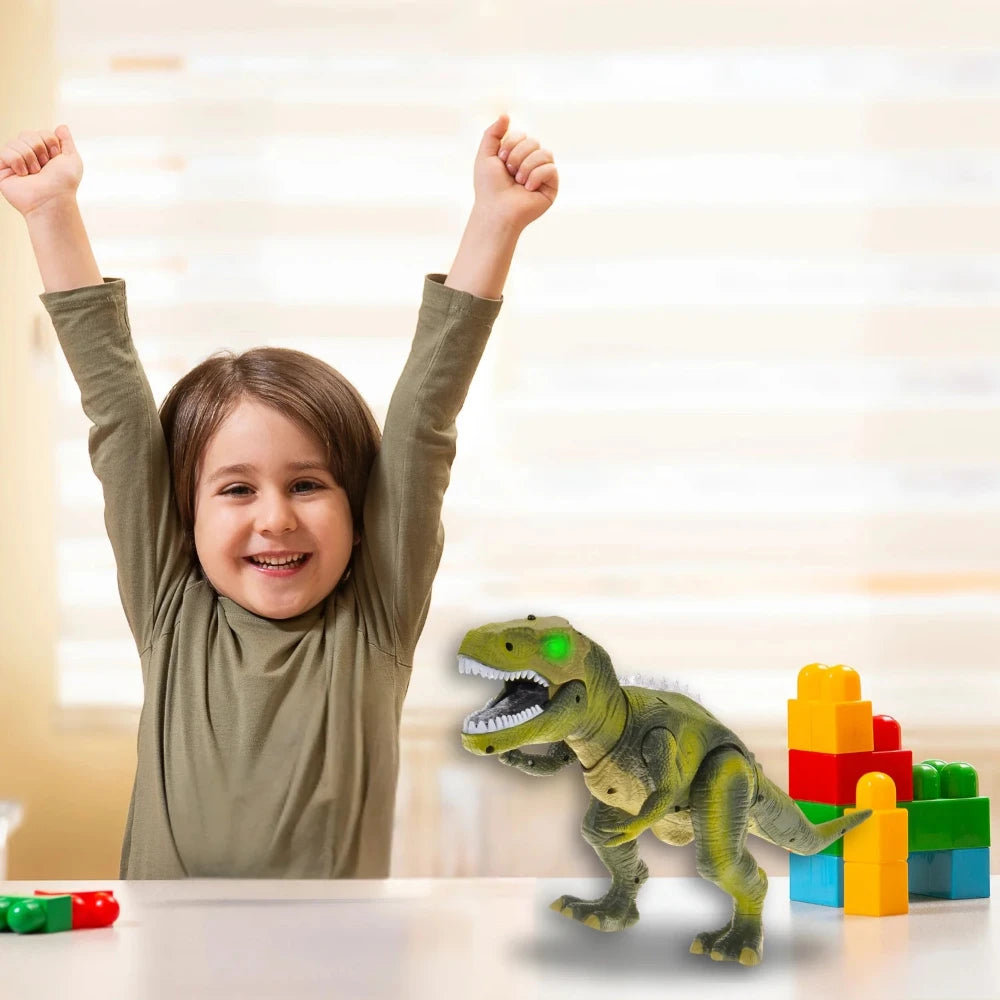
240, 586, 314, 620
256, 602, 309, 621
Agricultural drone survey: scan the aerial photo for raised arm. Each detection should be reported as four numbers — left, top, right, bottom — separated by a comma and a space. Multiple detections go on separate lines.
0, 126, 101, 292
2, 126, 188, 657
354, 115, 558, 662
444, 113, 559, 299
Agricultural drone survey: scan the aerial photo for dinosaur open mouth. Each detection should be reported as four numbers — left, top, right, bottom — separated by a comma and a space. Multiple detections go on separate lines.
459, 654, 550, 734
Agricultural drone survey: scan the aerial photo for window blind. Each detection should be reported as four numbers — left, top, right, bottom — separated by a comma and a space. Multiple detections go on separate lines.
53, 0, 1000, 731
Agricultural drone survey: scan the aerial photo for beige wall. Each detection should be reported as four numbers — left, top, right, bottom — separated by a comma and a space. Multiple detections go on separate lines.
0, 0, 134, 879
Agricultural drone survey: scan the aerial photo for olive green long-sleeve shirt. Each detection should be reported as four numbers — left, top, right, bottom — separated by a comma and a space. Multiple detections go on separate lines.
41, 275, 501, 878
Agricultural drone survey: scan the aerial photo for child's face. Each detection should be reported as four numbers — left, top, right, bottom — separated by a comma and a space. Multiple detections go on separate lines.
193, 398, 358, 620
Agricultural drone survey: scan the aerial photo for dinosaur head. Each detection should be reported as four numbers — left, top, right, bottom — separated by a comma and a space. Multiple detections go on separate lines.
459, 615, 604, 755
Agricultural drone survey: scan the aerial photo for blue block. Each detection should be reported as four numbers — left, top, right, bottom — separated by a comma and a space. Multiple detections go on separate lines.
790, 853, 843, 907
908, 848, 991, 899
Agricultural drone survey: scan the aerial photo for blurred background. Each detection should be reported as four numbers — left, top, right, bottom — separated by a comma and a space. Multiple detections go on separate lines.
1, 0, 998, 880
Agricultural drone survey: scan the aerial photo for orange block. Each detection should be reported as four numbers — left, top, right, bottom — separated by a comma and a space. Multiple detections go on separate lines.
787, 663, 824, 750
844, 860, 909, 916
844, 773, 909, 916
844, 773, 909, 864
788, 663, 873, 754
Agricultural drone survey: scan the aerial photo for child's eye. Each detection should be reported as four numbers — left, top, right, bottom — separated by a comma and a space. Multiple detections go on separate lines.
221, 485, 252, 497
292, 480, 323, 493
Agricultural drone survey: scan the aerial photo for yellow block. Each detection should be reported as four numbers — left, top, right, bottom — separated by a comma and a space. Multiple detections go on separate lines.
788, 662, 824, 750
787, 663, 873, 754
844, 773, 908, 864
844, 860, 909, 916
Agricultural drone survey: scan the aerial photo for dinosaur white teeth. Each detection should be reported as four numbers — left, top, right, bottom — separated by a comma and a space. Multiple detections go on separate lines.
456, 655, 550, 689
459, 702, 548, 735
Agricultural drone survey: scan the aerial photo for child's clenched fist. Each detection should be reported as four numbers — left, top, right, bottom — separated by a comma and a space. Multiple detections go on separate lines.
0, 125, 83, 218
473, 114, 558, 233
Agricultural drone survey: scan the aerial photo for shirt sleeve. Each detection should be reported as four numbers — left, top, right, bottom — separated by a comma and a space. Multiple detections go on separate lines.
353, 274, 502, 665
40, 278, 189, 657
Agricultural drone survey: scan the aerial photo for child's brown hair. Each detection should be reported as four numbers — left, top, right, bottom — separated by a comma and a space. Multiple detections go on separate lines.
159, 347, 381, 572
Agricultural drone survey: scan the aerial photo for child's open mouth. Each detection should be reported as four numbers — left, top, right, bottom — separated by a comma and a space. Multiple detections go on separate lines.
244, 553, 312, 577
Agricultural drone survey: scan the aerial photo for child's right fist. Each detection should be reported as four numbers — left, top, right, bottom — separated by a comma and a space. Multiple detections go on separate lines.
0, 125, 83, 217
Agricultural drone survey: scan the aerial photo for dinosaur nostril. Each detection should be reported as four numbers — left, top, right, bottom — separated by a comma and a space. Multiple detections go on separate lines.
485, 745, 495, 754
505, 642, 513, 651
527, 614, 536, 620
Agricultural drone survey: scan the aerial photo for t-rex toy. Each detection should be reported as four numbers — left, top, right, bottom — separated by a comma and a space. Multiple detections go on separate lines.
458, 615, 871, 966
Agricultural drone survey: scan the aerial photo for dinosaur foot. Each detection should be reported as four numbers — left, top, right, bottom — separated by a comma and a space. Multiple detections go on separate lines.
689, 914, 763, 966
549, 894, 640, 932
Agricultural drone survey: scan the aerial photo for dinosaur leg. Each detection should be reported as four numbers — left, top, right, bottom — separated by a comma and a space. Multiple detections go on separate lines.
688, 747, 767, 966
549, 796, 649, 932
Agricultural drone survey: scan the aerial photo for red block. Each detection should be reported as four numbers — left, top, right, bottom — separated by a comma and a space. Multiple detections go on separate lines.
872, 715, 901, 751
788, 748, 913, 805
35, 890, 119, 929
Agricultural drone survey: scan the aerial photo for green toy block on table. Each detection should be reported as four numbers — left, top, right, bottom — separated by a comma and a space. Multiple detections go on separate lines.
0, 894, 72, 934
901, 761, 990, 853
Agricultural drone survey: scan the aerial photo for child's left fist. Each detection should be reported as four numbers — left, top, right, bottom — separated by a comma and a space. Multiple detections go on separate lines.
473, 114, 558, 231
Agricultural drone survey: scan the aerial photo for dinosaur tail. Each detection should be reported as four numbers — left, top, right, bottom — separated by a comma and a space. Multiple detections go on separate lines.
748, 767, 872, 856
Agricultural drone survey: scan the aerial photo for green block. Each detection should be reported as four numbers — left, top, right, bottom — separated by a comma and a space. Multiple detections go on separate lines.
0, 895, 72, 934
796, 799, 850, 857
901, 798, 991, 852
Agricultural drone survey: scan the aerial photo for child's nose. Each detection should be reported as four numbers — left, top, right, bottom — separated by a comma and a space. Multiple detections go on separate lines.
257, 493, 297, 534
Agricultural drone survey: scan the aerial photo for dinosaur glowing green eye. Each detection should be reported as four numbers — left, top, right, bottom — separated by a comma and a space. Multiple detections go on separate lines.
541, 633, 570, 660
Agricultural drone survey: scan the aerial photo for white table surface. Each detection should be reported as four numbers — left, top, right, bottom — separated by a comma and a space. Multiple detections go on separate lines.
1, 877, 997, 1000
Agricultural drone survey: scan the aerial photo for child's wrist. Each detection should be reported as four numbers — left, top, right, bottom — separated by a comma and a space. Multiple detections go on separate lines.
23, 192, 81, 225
467, 203, 524, 242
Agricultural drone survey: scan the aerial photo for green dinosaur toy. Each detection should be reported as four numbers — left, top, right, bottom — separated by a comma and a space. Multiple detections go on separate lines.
458, 615, 872, 966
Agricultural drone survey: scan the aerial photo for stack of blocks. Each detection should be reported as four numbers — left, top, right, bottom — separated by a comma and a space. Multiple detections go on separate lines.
843, 772, 909, 915
904, 760, 991, 899
0, 890, 120, 933
786, 662, 991, 913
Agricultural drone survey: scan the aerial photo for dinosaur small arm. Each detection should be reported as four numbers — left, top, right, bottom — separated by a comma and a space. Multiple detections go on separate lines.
458, 616, 872, 966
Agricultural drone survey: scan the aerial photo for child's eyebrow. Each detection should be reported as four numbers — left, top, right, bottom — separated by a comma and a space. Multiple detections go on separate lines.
206, 461, 329, 484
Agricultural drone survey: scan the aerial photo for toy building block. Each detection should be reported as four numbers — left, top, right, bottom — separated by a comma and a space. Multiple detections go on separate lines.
901, 761, 990, 853
872, 714, 901, 752
0, 894, 72, 934
789, 744, 913, 805
844, 859, 908, 916
909, 848, 991, 900
795, 800, 850, 857
789, 852, 844, 907
35, 890, 120, 929
788, 663, 825, 750
844, 773, 909, 916
844, 772, 908, 865
788, 663, 874, 754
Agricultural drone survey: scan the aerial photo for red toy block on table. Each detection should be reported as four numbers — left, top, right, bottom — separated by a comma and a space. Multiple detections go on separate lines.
789, 746, 913, 805
35, 890, 120, 929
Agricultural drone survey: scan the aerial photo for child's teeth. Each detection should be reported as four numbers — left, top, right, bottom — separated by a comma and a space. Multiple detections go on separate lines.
253, 555, 305, 567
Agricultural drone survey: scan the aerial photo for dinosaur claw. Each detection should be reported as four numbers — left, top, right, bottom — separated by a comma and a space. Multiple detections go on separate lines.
547, 893, 640, 932
691, 918, 763, 965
